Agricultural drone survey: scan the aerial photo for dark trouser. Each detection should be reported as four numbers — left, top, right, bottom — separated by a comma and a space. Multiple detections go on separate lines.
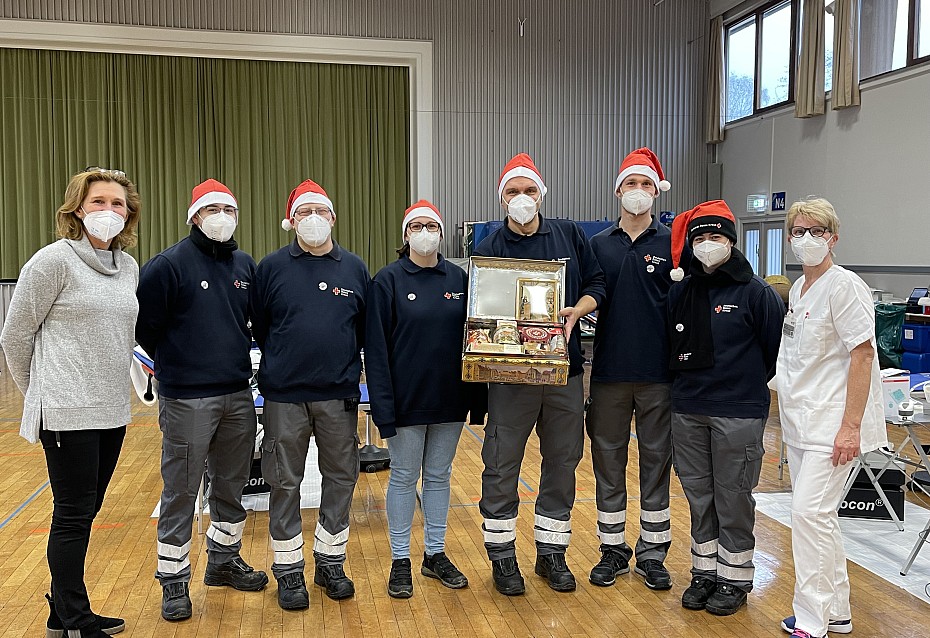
587, 381, 672, 563
40, 426, 126, 631
155, 390, 257, 585
671, 412, 765, 592
262, 399, 359, 578
480, 375, 584, 561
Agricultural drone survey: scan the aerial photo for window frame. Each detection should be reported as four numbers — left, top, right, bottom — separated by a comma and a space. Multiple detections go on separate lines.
724, 0, 799, 125
909, 0, 930, 65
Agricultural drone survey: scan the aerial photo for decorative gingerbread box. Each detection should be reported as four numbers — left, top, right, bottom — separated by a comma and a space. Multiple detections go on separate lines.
461, 256, 569, 385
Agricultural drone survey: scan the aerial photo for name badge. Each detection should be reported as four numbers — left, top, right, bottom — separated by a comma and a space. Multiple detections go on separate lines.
782, 318, 796, 338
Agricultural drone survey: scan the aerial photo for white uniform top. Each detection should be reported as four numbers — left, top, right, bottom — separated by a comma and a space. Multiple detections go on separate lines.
773, 265, 888, 454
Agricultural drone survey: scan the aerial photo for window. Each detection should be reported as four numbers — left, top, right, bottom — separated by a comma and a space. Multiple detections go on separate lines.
825, 7, 834, 92
918, 0, 929, 59
859, 0, 928, 79
725, 0, 797, 123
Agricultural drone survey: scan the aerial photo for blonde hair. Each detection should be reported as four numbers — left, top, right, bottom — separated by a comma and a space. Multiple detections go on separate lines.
56, 169, 142, 249
786, 197, 840, 234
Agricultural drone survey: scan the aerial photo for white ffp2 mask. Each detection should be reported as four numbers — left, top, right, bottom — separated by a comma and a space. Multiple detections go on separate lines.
200, 212, 237, 242
693, 240, 731, 269
620, 189, 654, 215
507, 194, 538, 225
408, 228, 441, 256
297, 214, 332, 247
790, 233, 831, 266
82, 209, 125, 243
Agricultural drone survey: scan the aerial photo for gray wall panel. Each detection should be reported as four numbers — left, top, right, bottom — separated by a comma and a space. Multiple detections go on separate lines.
1, 0, 708, 255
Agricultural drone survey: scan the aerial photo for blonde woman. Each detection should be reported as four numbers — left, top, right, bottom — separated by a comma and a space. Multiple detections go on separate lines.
1, 167, 140, 638
773, 198, 887, 638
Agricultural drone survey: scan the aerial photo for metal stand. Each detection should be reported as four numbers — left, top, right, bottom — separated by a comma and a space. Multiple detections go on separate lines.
838, 452, 905, 532
901, 472, 930, 575
358, 407, 390, 473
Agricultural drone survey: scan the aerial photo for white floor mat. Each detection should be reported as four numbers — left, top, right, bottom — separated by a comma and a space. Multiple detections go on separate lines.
755, 491, 930, 603
151, 439, 323, 517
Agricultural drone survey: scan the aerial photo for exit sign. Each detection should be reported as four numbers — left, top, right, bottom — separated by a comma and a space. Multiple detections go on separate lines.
772, 192, 786, 211
747, 194, 767, 213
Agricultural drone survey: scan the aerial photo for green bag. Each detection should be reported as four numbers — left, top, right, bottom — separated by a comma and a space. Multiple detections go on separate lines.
875, 302, 906, 369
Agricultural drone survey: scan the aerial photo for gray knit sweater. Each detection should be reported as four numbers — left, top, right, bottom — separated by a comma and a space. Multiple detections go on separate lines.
0, 236, 139, 443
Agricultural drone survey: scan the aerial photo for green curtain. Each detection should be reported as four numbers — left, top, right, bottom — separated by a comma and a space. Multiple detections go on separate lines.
0, 48, 410, 278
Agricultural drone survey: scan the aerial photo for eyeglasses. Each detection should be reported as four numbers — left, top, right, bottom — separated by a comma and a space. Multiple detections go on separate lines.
202, 206, 239, 216
293, 207, 332, 220
83, 166, 127, 178
789, 225, 831, 238
407, 221, 440, 232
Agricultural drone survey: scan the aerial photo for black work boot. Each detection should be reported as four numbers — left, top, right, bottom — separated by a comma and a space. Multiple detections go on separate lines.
46, 592, 126, 636
634, 559, 672, 590
491, 557, 525, 596
203, 556, 269, 591
161, 582, 192, 622
314, 563, 355, 600
388, 558, 414, 599
589, 547, 630, 587
534, 553, 576, 592
421, 552, 468, 589
681, 576, 717, 610
704, 583, 747, 616
276, 572, 310, 610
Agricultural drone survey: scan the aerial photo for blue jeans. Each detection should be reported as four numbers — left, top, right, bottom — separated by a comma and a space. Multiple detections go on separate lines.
386, 422, 464, 559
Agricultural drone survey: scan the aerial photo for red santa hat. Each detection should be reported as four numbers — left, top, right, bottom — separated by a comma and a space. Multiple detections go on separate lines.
669, 199, 738, 281
402, 199, 444, 236
614, 147, 671, 194
186, 179, 238, 224
497, 152, 547, 200
281, 179, 335, 231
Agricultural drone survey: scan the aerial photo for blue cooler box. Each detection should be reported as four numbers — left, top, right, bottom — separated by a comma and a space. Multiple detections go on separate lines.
903, 351, 930, 373
902, 323, 930, 353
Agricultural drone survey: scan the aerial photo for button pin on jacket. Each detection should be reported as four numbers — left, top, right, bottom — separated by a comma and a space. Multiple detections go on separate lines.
201, 281, 209, 289
408, 293, 416, 301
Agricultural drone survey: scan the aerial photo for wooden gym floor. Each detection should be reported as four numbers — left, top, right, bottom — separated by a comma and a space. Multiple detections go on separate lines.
0, 370, 929, 637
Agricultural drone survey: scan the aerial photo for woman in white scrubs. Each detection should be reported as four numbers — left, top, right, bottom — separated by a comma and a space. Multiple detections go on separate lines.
774, 198, 888, 638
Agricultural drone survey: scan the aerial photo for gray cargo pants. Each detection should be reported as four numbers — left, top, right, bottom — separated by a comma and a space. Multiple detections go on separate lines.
586, 381, 672, 563
155, 389, 257, 585
480, 375, 585, 561
671, 412, 765, 592
261, 398, 359, 579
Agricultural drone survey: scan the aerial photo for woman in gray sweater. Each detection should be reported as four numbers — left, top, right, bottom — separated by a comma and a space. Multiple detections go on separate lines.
1, 168, 141, 638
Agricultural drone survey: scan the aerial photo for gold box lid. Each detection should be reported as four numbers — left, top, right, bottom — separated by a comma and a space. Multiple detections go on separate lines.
467, 256, 567, 321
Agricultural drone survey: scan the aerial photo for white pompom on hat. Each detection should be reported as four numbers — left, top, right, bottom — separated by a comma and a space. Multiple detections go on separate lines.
281, 179, 335, 231
402, 199, 444, 236
497, 152, 547, 201
614, 147, 671, 194
186, 179, 238, 225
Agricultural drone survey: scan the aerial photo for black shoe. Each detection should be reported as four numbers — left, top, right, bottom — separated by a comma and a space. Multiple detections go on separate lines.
534, 553, 576, 592
491, 557, 525, 596
388, 558, 414, 599
203, 556, 269, 591
681, 576, 717, 610
276, 572, 310, 610
421, 552, 468, 589
161, 582, 192, 622
589, 547, 630, 587
46, 592, 126, 637
633, 559, 672, 590
704, 583, 748, 616
314, 563, 355, 600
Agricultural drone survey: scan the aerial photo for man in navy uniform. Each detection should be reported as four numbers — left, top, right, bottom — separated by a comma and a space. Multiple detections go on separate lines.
250, 179, 369, 610
137, 179, 268, 622
474, 152, 606, 595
